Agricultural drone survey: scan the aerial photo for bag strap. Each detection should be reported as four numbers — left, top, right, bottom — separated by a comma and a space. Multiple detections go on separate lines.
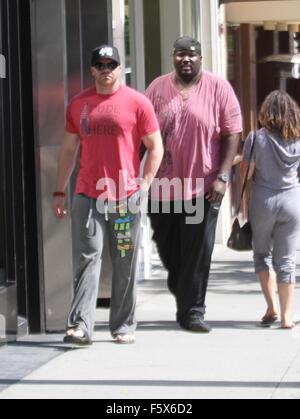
236, 132, 256, 215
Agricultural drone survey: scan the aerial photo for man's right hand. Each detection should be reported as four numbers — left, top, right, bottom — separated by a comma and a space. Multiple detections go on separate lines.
53, 196, 68, 219
53, 131, 80, 219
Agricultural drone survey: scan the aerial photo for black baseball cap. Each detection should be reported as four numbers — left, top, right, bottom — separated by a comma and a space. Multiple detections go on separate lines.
173, 36, 202, 56
91, 45, 120, 66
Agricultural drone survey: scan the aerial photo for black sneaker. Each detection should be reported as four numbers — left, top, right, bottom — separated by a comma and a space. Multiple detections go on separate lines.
181, 318, 212, 333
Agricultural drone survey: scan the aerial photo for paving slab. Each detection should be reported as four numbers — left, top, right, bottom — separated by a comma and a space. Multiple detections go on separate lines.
0, 246, 299, 399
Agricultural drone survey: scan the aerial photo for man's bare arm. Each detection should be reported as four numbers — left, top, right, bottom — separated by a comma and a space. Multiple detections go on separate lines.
140, 130, 164, 191
219, 133, 241, 178
207, 133, 241, 203
232, 136, 244, 166
53, 132, 80, 218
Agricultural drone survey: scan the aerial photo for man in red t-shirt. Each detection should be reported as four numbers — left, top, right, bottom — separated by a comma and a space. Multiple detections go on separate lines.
53, 45, 163, 346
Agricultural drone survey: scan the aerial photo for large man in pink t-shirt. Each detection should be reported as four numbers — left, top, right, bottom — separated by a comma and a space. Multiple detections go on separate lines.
52, 45, 163, 346
146, 36, 242, 333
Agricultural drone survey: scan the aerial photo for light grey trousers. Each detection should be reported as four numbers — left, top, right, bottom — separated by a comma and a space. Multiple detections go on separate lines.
67, 193, 141, 338
249, 185, 300, 284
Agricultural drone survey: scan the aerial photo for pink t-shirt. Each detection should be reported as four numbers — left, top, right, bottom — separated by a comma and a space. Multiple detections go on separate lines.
146, 71, 242, 200
65, 85, 159, 200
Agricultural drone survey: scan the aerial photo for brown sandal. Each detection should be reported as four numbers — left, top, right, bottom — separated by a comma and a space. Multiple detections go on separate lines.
279, 323, 295, 330
260, 315, 278, 327
63, 328, 92, 346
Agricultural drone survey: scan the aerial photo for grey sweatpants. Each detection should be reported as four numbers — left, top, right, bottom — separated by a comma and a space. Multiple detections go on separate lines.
67, 193, 141, 338
249, 185, 300, 284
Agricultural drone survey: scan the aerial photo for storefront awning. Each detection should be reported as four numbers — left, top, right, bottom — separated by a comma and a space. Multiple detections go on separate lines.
225, 1, 300, 25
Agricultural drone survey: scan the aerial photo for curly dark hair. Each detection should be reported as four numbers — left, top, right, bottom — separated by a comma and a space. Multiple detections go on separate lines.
259, 90, 300, 141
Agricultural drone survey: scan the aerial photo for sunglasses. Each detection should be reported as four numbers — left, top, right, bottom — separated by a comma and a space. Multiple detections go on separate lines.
94, 62, 119, 71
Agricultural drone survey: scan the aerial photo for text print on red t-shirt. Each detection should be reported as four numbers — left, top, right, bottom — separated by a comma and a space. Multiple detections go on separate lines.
80, 102, 122, 137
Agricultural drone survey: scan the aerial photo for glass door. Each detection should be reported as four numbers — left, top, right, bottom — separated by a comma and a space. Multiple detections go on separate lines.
0, 0, 41, 341
0, 144, 5, 288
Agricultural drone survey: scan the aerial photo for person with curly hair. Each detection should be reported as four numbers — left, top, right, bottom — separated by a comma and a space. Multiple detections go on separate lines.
244, 90, 300, 329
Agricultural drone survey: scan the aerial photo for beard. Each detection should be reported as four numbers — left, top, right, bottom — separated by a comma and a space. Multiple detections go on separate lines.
175, 62, 202, 84
179, 72, 196, 83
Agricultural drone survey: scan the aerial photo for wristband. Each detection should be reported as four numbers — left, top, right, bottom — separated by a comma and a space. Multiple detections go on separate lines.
53, 191, 66, 198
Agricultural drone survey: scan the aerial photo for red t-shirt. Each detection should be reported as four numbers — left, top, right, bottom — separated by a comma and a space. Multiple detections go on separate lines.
65, 85, 159, 200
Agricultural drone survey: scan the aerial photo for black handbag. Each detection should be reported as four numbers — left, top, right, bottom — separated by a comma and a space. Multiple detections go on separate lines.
227, 133, 256, 251
227, 218, 252, 251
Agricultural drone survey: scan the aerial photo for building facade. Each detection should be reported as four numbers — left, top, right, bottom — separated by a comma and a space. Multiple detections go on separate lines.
0, 0, 113, 343
221, 0, 300, 220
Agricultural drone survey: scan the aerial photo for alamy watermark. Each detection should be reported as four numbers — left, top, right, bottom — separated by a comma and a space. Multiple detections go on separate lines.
0, 54, 6, 79
95, 171, 206, 225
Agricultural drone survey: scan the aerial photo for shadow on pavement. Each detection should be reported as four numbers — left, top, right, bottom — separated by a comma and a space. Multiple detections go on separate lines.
0, 378, 299, 389
95, 320, 269, 332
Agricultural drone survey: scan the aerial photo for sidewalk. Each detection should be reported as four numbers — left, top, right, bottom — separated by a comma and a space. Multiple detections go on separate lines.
0, 246, 300, 399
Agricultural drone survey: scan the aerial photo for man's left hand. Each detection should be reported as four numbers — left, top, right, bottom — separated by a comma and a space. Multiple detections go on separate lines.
206, 180, 227, 203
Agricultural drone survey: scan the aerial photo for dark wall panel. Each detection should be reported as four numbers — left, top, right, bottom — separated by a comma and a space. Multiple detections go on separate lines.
0, 0, 41, 339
